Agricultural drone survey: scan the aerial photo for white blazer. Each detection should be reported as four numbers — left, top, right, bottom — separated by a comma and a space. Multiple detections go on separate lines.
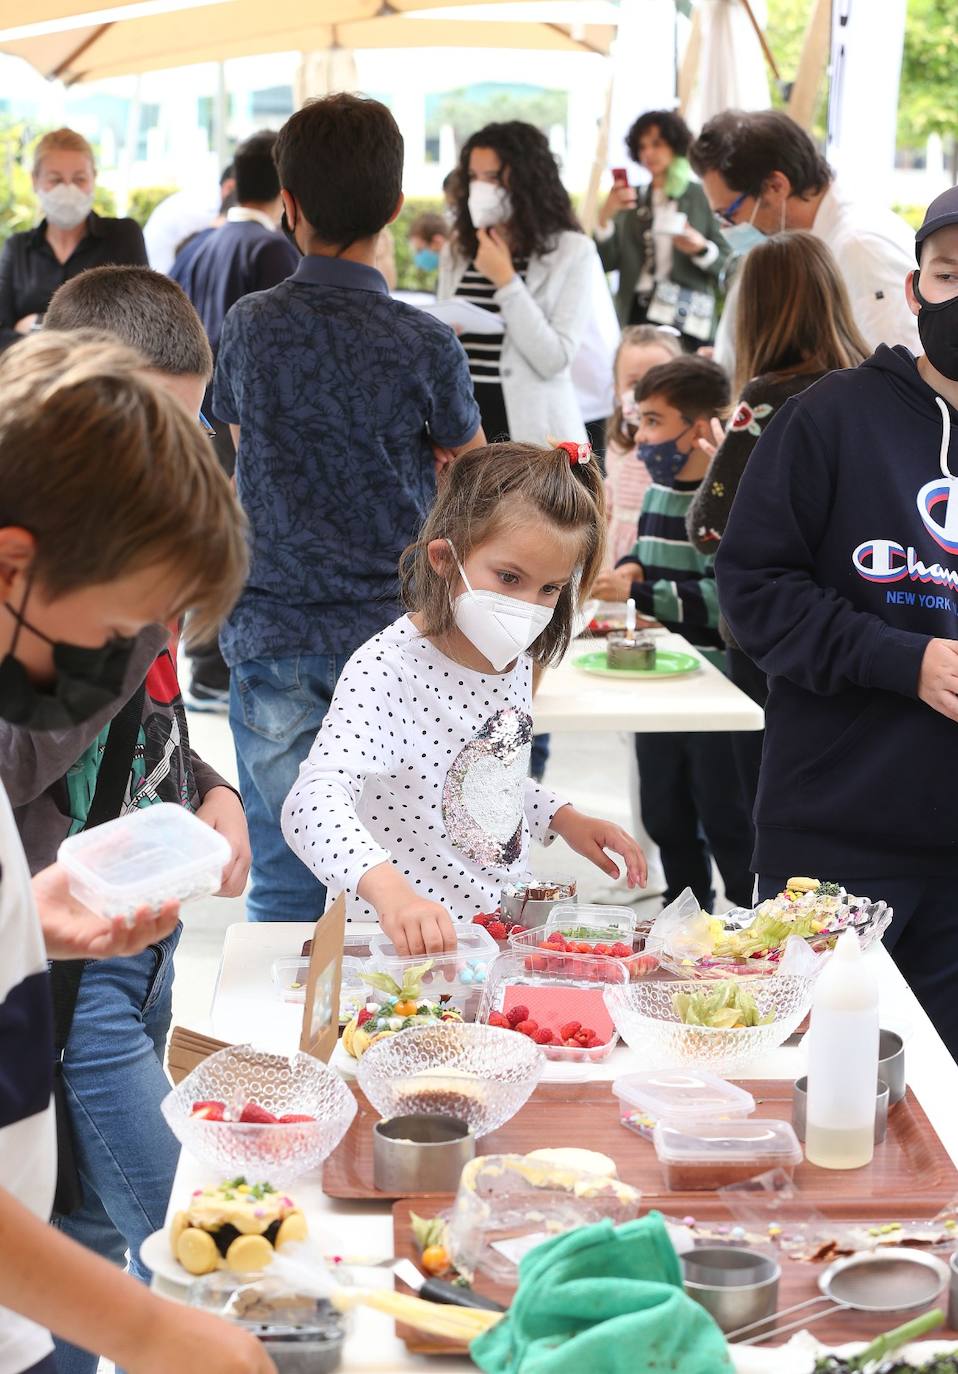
438, 229, 598, 444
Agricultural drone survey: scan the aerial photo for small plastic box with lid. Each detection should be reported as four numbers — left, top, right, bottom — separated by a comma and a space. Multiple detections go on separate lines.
57, 802, 230, 920
613, 1069, 755, 1140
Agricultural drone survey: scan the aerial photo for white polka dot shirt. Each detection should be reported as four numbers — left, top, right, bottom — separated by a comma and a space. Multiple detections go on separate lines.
281, 615, 568, 922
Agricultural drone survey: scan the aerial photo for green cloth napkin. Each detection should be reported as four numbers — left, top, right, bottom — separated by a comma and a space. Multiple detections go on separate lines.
470, 1213, 732, 1374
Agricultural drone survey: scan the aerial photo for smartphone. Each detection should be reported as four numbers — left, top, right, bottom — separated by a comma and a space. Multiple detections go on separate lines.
611, 167, 630, 189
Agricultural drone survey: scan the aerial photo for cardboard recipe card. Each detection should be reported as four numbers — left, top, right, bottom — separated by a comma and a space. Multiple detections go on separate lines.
299, 893, 346, 1062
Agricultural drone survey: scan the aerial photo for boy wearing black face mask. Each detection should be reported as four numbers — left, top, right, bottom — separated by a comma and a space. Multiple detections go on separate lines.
0, 332, 272, 1374
591, 357, 756, 912
716, 185, 958, 1061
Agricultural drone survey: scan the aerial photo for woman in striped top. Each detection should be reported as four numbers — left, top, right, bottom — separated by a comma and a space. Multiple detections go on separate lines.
438, 121, 601, 446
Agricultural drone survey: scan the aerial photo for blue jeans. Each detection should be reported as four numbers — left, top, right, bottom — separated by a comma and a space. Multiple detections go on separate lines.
52, 930, 181, 1374
230, 653, 349, 923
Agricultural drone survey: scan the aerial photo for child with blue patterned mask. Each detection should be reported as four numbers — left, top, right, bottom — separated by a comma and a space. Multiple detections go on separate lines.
408, 211, 449, 276
634, 357, 729, 488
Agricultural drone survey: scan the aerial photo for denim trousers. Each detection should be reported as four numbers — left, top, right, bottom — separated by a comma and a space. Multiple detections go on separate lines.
229, 653, 350, 923
52, 929, 181, 1374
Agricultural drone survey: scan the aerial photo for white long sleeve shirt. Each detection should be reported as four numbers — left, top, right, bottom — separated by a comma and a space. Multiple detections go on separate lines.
810, 180, 920, 353
282, 616, 568, 924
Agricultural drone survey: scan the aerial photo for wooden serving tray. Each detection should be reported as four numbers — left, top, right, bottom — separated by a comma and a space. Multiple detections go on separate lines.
323, 1079, 958, 1205
391, 1197, 958, 1357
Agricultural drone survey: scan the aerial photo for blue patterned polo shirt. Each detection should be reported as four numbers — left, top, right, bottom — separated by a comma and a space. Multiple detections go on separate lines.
212, 254, 480, 666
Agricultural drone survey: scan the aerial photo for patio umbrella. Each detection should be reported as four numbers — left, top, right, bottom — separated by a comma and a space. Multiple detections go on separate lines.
0, 0, 616, 84
678, 0, 771, 131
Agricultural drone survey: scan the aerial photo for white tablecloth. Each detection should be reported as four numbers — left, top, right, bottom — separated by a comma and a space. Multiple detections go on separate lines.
156, 922, 958, 1371
532, 633, 764, 734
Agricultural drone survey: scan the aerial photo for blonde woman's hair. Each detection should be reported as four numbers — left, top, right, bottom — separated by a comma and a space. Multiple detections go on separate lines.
33, 127, 96, 176
0, 330, 247, 644
607, 325, 683, 449
734, 230, 869, 399
400, 442, 606, 667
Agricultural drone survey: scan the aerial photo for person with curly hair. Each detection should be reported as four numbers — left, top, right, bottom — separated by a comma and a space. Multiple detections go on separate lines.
596, 109, 728, 345
438, 120, 600, 446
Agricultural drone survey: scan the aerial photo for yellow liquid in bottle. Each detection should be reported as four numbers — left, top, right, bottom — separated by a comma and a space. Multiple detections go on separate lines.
805, 1121, 874, 1170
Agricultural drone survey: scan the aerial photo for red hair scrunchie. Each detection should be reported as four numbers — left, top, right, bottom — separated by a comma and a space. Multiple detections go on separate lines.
555, 440, 592, 466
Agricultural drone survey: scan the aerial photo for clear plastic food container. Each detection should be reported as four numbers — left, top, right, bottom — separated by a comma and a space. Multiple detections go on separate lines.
508, 922, 660, 984
188, 1272, 345, 1374
57, 802, 231, 919
613, 1069, 756, 1140
366, 924, 499, 1012
270, 955, 367, 1021
447, 1153, 644, 1284
544, 904, 637, 942
476, 949, 627, 1063
272, 958, 310, 1004
652, 1118, 802, 1191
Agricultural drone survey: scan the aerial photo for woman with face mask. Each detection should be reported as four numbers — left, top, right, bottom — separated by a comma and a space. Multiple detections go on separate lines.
0, 128, 147, 350
437, 120, 599, 449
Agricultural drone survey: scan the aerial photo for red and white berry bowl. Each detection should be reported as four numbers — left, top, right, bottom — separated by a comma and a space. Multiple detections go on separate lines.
161, 1043, 357, 1185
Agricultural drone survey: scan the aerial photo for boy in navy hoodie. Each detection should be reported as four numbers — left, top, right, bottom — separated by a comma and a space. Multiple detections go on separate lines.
716, 185, 958, 1059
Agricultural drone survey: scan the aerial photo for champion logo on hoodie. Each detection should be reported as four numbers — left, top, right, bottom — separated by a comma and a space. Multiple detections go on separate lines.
852, 393, 958, 592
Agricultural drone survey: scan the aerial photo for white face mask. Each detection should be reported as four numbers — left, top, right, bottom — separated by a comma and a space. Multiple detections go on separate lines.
39, 184, 94, 230
468, 180, 512, 230
447, 542, 554, 672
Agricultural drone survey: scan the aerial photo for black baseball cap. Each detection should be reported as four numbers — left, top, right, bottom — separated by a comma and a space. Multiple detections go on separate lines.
915, 185, 958, 262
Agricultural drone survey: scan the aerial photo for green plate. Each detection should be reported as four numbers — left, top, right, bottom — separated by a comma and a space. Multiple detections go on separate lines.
572, 649, 701, 680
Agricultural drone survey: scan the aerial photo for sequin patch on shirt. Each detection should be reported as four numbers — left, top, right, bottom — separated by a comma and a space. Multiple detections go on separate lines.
442, 706, 533, 867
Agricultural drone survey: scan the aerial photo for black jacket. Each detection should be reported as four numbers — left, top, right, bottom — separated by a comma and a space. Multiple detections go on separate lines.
716, 345, 958, 878
0, 212, 147, 350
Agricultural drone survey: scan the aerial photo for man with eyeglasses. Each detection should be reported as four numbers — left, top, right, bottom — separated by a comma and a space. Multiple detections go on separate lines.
690, 109, 918, 354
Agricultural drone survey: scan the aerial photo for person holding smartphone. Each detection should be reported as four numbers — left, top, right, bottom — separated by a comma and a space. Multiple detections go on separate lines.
596, 110, 728, 347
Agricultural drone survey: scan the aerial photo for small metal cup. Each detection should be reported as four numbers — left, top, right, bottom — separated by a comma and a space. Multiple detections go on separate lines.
792, 1076, 889, 1144
879, 1029, 906, 1105
372, 1113, 474, 1194
682, 1246, 780, 1337
949, 1250, 958, 1329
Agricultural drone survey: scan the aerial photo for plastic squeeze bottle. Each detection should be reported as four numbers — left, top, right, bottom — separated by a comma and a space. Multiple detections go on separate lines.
804, 928, 880, 1169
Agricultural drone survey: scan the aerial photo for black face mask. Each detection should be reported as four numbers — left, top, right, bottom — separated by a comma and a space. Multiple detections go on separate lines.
0, 588, 137, 732
913, 271, 958, 380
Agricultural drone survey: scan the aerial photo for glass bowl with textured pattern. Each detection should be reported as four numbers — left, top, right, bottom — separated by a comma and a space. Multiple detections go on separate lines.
603, 974, 813, 1076
356, 1022, 544, 1138
161, 1044, 357, 1184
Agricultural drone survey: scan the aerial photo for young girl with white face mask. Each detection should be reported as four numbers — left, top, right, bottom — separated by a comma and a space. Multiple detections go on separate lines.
282, 442, 647, 956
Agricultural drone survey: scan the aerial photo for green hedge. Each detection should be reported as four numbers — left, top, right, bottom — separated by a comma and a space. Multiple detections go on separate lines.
126, 185, 178, 228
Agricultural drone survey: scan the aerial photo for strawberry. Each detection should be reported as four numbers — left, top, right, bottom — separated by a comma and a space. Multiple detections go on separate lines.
563, 1037, 581, 1048
575, 942, 593, 955
544, 931, 564, 946
191, 1100, 225, 1121
278, 1113, 315, 1123
526, 954, 547, 972
559, 1021, 581, 1040
239, 1101, 277, 1124
506, 1004, 529, 1027
532, 1027, 554, 1044
487, 1010, 511, 1028
510, 925, 527, 936
515, 1019, 538, 1036
472, 913, 490, 926
594, 943, 610, 956
485, 921, 508, 940
585, 1035, 604, 1049
610, 942, 632, 958
357, 1007, 375, 1027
